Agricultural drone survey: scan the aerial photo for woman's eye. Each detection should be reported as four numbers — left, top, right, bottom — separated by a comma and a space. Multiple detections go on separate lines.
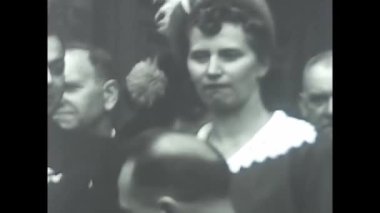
189, 51, 210, 63
220, 49, 243, 61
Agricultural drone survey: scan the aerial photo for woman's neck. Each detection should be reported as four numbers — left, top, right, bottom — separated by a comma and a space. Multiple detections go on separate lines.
210, 92, 272, 157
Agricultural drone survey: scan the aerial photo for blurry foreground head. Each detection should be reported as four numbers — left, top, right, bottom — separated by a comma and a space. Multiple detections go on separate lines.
118, 129, 234, 213
300, 50, 332, 132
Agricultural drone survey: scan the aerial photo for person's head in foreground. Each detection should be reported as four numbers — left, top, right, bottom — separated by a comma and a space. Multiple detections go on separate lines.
299, 50, 332, 132
52, 42, 120, 138
170, 0, 275, 113
118, 129, 234, 213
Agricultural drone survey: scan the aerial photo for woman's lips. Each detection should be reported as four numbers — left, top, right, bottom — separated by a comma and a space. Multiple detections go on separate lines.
203, 83, 230, 89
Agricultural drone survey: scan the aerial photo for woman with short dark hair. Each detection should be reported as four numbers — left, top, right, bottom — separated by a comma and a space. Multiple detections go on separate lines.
168, 0, 317, 212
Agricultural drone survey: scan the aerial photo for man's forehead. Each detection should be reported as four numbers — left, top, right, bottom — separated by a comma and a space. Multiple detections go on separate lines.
66, 48, 90, 61
304, 64, 332, 93
48, 36, 64, 61
64, 49, 96, 80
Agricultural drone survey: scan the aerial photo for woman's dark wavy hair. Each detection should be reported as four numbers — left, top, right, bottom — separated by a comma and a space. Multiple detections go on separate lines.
169, 0, 276, 67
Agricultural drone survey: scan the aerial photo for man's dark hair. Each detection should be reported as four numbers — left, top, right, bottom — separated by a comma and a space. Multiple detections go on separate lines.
48, 0, 67, 42
120, 128, 231, 202
65, 42, 119, 81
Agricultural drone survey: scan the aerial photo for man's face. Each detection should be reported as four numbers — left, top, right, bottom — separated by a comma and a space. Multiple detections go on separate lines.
52, 49, 106, 131
48, 35, 65, 115
118, 160, 158, 213
300, 63, 332, 131
187, 23, 268, 112
153, 0, 180, 36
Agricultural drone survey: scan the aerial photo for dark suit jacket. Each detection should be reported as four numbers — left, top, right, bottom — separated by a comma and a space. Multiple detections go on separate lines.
48, 124, 120, 213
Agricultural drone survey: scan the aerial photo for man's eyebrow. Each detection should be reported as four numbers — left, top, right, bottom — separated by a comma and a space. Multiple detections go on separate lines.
48, 57, 64, 65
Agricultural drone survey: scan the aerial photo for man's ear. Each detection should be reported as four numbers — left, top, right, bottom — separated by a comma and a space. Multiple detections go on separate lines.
103, 79, 119, 111
256, 60, 270, 79
258, 66, 269, 78
158, 196, 179, 213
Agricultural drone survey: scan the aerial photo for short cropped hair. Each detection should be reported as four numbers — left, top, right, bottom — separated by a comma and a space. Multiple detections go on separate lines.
121, 128, 231, 202
65, 42, 119, 81
304, 50, 332, 72
302, 50, 332, 90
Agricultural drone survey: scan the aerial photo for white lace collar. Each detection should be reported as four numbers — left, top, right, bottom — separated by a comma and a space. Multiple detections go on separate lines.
197, 110, 317, 173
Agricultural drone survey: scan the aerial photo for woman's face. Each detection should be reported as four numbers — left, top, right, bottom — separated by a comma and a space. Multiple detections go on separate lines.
187, 23, 268, 111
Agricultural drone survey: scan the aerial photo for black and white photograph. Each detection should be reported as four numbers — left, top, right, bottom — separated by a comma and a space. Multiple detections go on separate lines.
48, 0, 332, 212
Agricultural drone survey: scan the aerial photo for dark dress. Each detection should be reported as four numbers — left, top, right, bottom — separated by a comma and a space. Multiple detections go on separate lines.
290, 127, 332, 213
198, 110, 328, 213
228, 128, 332, 213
